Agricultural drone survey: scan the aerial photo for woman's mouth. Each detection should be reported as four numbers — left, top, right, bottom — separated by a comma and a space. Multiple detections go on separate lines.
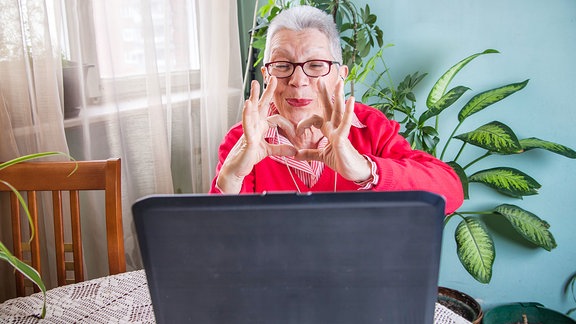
286, 98, 313, 107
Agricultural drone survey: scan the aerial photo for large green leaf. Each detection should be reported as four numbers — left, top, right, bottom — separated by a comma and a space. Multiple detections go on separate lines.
427, 49, 499, 108
0, 242, 46, 318
494, 204, 557, 251
454, 121, 522, 154
447, 161, 469, 199
458, 79, 529, 122
469, 167, 541, 198
420, 86, 470, 123
455, 217, 495, 284
520, 137, 576, 158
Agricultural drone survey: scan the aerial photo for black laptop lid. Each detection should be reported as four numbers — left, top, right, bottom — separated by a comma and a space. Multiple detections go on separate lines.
133, 191, 445, 324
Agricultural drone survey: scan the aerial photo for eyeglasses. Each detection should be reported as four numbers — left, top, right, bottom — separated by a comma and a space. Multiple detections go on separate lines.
264, 59, 340, 78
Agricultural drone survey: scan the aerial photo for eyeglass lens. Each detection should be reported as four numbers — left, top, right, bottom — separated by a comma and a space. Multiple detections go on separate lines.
266, 60, 334, 78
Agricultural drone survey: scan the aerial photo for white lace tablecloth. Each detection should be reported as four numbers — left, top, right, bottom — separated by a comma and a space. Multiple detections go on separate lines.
0, 270, 470, 323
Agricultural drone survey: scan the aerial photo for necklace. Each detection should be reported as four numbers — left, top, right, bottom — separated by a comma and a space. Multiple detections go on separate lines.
276, 129, 337, 193
283, 156, 338, 193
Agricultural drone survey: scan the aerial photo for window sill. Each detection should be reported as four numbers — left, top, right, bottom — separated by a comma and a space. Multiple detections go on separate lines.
63, 89, 204, 129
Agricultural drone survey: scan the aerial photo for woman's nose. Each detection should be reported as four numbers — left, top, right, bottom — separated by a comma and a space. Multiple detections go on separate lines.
288, 65, 309, 87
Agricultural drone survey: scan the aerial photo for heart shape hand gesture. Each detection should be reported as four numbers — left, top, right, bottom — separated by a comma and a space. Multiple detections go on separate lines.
216, 76, 372, 193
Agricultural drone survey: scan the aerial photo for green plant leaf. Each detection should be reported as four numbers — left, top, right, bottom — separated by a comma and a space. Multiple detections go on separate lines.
455, 217, 495, 284
426, 49, 498, 108
454, 121, 522, 154
0, 180, 36, 242
0, 242, 46, 318
520, 137, 576, 158
420, 86, 470, 123
458, 79, 529, 122
0, 151, 73, 170
469, 167, 541, 198
494, 204, 557, 251
447, 161, 469, 199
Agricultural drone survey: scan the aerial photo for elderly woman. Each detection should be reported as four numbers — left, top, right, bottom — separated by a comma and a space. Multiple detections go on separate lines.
209, 5, 463, 214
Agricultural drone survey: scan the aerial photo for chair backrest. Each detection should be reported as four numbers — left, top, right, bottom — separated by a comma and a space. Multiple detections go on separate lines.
0, 158, 125, 296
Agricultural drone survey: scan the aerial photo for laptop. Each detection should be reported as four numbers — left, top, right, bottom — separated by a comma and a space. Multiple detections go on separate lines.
132, 190, 445, 323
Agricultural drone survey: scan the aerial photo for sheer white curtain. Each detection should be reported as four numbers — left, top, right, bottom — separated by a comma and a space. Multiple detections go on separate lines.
0, 0, 243, 301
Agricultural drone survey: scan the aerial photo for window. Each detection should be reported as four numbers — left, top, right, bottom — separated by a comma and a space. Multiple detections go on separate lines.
61, 0, 201, 107
91, 0, 199, 78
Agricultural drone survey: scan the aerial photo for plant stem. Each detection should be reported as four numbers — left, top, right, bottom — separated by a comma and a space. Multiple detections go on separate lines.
341, 0, 357, 96
453, 142, 467, 163
444, 210, 495, 226
440, 120, 463, 161
463, 151, 492, 170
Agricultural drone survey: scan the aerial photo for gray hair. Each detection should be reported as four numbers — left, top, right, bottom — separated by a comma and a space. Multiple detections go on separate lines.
263, 5, 342, 63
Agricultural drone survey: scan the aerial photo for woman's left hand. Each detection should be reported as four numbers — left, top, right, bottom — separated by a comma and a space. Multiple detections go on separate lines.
294, 78, 372, 183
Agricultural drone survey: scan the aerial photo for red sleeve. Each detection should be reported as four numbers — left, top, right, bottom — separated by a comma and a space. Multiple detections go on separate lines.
352, 103, 464, 214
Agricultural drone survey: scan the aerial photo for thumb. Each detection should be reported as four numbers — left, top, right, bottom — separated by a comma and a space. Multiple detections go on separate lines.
266, 143, 297, 157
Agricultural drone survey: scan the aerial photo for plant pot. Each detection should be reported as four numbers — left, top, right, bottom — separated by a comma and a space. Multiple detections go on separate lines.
62, 63, 93, 119
438, 286, 483, 323
483, 302, 576, 324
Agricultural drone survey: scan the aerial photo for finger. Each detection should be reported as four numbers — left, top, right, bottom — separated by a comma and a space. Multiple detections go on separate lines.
248, 80, 260, 106
266, 143, 297, 157
338, 96, 355, 137
258, 76, 277, 119
267, 114, 296, 139
318, 78, 333, 121
293, 149, 322, 162
296, 115, 324, 136
242, 96, 256, 133
332, 78, 346, 124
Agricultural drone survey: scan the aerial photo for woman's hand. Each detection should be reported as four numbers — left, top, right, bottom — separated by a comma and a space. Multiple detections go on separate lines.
294, 78, 372, 183
216, 77, 297, 193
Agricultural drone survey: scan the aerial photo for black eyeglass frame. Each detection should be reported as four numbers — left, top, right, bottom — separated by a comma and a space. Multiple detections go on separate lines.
264, 59, 341, 79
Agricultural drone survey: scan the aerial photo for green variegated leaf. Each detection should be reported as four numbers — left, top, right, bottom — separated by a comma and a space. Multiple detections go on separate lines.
458, 79, 529, 122
447, 161, 469, 199
0, 242, 46, 318
0, 180, 35, 241
454, 121, 522, 154
494, 204, 557, 251
455, 217, 495, 284
420, 86, 470, 123
520, 137, 576, 158
427, 49, 498, 108
0, 151, 73, 171
469, 167, 541, 198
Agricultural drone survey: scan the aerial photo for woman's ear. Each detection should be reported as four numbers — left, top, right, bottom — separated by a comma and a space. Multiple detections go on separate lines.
339, 64, 349, 80
261, 66, 268, 86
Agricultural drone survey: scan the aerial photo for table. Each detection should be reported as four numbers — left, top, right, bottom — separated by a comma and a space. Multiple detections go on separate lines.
0, 270, 471, 323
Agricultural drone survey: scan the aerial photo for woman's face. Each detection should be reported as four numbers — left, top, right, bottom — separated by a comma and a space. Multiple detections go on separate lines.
261, 28, 348, 126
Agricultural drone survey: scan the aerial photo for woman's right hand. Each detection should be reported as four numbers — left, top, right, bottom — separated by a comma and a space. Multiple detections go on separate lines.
216, 77, 297, 193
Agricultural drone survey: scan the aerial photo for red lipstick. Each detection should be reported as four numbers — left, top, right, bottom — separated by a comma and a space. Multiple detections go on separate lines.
286, 98, 313, 107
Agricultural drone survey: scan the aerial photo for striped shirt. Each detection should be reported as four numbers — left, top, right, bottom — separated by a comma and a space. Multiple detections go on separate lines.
265, 103, 377, 189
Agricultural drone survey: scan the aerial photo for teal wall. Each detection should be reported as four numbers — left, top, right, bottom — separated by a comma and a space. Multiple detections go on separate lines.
353, 0, 576, 315
238, 0, 576, 316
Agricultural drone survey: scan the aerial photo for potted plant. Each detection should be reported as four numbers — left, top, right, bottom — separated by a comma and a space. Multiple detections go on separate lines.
61, 59, 94, 119
0, 151, 75, 318
357, 49, 576, 284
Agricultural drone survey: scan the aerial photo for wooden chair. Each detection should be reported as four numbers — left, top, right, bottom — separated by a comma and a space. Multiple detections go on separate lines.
0, 158, 125, 296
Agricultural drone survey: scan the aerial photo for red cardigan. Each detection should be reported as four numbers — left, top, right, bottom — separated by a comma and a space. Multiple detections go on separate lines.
209, 102, 464, 214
